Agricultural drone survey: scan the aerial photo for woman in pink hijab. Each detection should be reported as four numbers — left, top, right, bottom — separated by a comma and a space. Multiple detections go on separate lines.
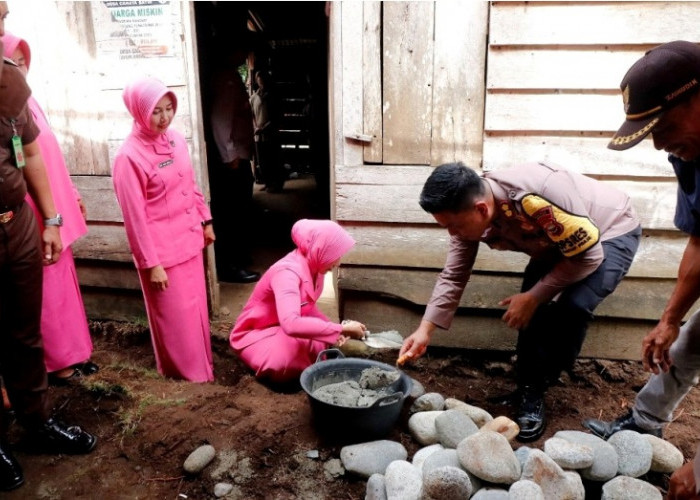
230, 219, 366, 383
112, 77, 215, 382
2, 31, 97, 384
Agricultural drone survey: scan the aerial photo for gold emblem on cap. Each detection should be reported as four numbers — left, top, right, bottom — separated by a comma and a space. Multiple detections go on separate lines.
622, 85, 630, 113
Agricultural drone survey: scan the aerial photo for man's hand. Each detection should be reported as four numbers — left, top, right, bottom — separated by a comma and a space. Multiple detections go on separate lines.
149, 265, 169, 291
499, 292, 538, 330
641, 321, 679, 374
42, 226, 62, 265
341, 320, 366, 340
399, 330, 431, 365
667, 460, 700, 500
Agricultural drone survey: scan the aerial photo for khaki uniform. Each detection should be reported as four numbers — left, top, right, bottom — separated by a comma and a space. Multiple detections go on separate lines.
424, 162, 641, 389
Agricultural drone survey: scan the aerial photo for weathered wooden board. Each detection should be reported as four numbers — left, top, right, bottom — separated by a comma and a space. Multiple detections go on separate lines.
482, 135, 672, 177
362, 2, 382, 164
335, 165, 678, 230
81, 288, 146, 323
431, 1, 488, 168
338, 266, 696, 321
489, 2, 700, 46
485, 93, 630, 133
340, 224, 687, 279
71, 225, 131, 262
76, 261, 140, 290
487, 48, 652, 90
341, 3, 364, 168
382, 2, 434, 165
72, 175, 122, 223
342, 295, 652, 361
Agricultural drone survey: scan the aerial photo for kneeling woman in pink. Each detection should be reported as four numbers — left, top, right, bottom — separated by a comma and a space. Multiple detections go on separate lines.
112, 77, 215, 382
230, 219, 366, 383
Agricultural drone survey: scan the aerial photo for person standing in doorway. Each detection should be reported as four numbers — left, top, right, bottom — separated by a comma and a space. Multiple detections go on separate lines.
209, 37, 260, 284
250, 69, 284, 193
2, 31, 98, 385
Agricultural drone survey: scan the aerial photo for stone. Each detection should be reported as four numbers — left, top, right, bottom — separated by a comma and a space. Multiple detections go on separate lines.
183, 444, 216, 474
410, 393, 445, 414
479, 415, 519, 441
408, 411, 442, 445
421, 465, 472, 500
608, 430, 653, 478
214, 482, 234, 498
521, 449, 584, 500
411, 444, 444, 470
601, 475, 663, 500
340, 440, 407, 478
384, 460, 422, 500
444, 398, 493, 427
457, 430, 521, 485
509, 479, 545, 500
554, 430, 619, 481
644, 434, 684, 474
365, 473, 387, 500
435, 409, 479, 448
544, 436, 594, 469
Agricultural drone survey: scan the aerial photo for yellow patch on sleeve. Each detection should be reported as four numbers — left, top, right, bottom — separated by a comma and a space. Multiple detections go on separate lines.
521, 194, 600, 257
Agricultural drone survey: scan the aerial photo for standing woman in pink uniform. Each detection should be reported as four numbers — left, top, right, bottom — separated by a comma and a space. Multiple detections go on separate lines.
230, 219, 366, 383
112, 77, 215, 382
2, 32, 97, 384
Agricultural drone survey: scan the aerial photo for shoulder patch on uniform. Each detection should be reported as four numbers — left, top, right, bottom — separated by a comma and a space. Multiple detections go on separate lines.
521, 194, 600, 257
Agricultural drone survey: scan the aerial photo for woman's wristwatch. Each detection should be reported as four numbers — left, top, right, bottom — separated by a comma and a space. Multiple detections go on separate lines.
44, 213, 63, 226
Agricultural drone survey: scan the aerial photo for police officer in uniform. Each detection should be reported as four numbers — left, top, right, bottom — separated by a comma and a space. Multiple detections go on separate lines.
399, 161, 641, 442
0, 6, 96, 490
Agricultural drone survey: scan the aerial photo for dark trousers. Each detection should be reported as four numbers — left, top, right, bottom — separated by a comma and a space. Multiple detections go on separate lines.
255, 139, 284, 190
516, 226, 642, 392
0, 202, 49, 433
210, 160, 255, 270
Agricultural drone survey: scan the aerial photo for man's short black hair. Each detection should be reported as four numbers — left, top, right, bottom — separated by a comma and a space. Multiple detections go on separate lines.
419, 162, 485, 214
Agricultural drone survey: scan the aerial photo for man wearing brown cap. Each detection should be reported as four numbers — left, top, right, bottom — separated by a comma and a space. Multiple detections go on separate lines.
0, 1, 96, 492
583, 40, 700, 498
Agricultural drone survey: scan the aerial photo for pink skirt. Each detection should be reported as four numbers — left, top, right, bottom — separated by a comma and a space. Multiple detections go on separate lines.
41, 247, 93, 373
138, 253, 214, 382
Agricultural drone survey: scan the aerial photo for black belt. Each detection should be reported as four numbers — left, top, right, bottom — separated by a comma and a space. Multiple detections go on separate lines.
0, 202, 23, 224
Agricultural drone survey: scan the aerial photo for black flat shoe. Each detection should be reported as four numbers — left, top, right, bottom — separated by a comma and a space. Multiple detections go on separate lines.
48, 367, 82, 387
75, 361, 99, 376
0, 444, 23, 491
219, 268, 260, 284
583, 410, 663, 440
32, 418, 97, 455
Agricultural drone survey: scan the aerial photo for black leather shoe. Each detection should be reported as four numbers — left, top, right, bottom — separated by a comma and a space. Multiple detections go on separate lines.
516, 389, 547, 442
583, 410, 662, 440
33, 418, 97, 454
219, 267, 260, 284
0, 444, 23, 491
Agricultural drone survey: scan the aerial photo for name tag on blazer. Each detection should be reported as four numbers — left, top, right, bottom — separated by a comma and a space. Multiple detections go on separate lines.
158, 159, 174, 168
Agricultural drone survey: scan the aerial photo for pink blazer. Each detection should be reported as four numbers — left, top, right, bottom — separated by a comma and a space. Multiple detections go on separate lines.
230, 249, 342, 351
112, 128, 211, 270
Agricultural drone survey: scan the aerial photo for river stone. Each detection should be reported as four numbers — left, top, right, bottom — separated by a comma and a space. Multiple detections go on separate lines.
435, 409, 479, 448
412, 444, 444, 470
340, 440, 408, 478
471, 487, 510, 499
183, 444, 216, 474
521, 449, 584, 499
554, 430, 618, 481
410, 378, 426, 399
544, 436, 594, 469
608, 430, 653, 477
644, 434, 684, 473
457, 430, 521, 485
365, 473, 387, 500
410, 393, 445, 414
479, 415, 519, 442
214, 482, 233, 497
421, 465, 472, 500
514, 446, 534, 469
601, 475, 663, 500
408, 411, 442, 445
422, 448, 483, 492
509, 479, 545, 500
384, 460, 422, 500
444, 398, 493, 427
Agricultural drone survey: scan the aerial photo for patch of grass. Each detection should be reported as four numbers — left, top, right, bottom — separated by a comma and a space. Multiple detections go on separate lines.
81, 379, 132, 398
111, 362, 162, 379
117, 393, 187, 438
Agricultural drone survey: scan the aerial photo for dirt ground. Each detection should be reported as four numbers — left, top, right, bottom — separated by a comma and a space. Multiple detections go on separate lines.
3, 320, 699, 500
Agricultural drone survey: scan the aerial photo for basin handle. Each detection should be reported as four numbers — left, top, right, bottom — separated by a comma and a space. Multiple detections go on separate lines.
315, 348, 345, 363
372, 392, 403, 408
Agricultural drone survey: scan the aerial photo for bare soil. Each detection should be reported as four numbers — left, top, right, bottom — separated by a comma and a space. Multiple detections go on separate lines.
3, 320, 699, 499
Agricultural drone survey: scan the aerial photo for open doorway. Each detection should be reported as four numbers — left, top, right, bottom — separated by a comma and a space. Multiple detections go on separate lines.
193, 2, 331, 285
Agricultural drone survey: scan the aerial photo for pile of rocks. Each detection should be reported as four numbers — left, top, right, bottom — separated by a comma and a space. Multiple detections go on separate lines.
339, 385, 684, 499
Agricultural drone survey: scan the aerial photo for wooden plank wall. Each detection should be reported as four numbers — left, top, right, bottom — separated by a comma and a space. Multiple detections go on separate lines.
8, 2, 215, 321
333, 2, 699, 359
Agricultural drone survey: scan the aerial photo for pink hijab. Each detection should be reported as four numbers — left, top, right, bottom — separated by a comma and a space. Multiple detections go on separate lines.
291, 219, 355, 274
2, 31, 31, 69
122, 76, 178, 138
